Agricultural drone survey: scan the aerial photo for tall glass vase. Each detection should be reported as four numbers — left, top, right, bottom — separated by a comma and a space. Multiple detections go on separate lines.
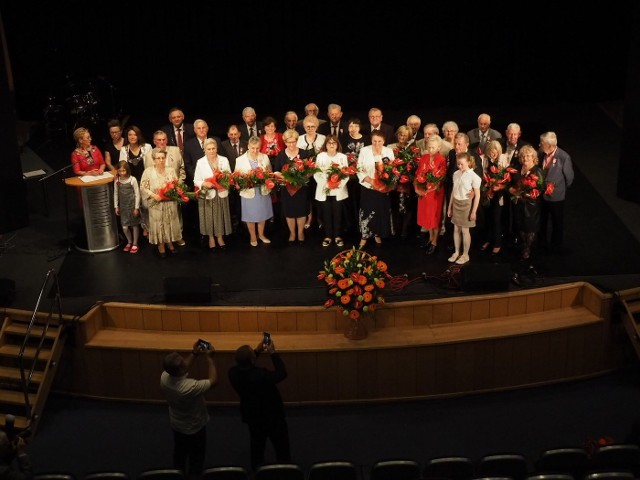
344, 314, 369, 340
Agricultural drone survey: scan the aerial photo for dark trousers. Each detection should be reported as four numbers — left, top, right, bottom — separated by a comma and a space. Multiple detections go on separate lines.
248, 416, 291, 470
540, 199, 565, 249
173, 426, 206, 479
319, 197, 344, 239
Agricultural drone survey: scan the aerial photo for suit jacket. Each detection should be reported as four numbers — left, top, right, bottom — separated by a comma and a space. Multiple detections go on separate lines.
183, 136, 222, 184
143, 145, 185, 183
234, 152, 272, 198
161, 123, 195, 149
498, 138, 531, 169
219, 139, 248, 171
239, 121, 264, 140
193, 155, 232, 199
364, 122, 395, 145
538, 147, 574, 202
468, 127, 502, 154
318, 121, 348, 145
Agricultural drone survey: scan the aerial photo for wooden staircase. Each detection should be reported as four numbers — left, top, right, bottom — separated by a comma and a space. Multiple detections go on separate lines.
0, 270, 67, 436
617, 287, 640, 359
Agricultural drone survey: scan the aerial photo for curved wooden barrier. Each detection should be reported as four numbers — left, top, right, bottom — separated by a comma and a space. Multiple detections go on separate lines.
50, 281, 631, 405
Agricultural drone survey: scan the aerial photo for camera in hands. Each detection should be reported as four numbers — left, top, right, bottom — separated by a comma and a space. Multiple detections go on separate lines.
197, 339, 211, 350
263, 331, 271, 346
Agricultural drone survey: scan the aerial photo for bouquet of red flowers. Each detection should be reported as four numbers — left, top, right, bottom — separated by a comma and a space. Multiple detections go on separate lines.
373, 157, 413, 193
509, 170, 554, 203
392, 144, 420, 180
232, 167, 277, 191
482, 165, 518, 199
318, 247, 389, 320
323, 163, 357, 194
346, 152, 358, 168
264, 139, 282, 159
277, 156, 320, 196
414, 165, 446, 194
157, 180, 191, 204
193, 170, 234, 199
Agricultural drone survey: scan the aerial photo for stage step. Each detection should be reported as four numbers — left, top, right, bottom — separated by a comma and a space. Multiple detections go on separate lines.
617, 287, 640, 359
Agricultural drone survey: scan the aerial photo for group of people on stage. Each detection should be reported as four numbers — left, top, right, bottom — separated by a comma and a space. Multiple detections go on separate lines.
70, 104, 574, 263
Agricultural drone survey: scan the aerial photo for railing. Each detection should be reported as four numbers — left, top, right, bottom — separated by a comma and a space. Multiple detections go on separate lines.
18, 268, 63, 423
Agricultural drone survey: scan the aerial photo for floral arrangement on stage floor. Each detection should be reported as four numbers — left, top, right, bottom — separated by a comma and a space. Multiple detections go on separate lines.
482, 165, 517, 200
509, 170, 554, 203
318, 247, 389, 325
323, 163, 357, 194
232, 167, 277, 191
278, 156, 320, 195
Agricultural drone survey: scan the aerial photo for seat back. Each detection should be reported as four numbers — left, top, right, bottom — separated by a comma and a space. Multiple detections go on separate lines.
525, 474, 574, 480
254, 463, 304, 480
84, 473, 130, 480
201, 466, 250, 480
476, 454, 529, 480
533, 447, 590, 478
34, 474, 77, 480
370, 459, 421, 480
424, 456, 474, 480
592, 444, 640, 477
584, 472, 636, 480
137, 469, 185, 480
308, 461, 359, 480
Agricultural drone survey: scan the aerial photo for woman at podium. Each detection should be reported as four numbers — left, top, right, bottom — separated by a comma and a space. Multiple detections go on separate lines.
70, 127, 106, 176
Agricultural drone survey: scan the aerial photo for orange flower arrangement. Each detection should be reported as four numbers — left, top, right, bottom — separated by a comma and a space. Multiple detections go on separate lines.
318, 247, 390, 319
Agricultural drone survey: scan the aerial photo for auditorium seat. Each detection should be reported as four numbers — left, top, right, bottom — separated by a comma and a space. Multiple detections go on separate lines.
254, 463, 304, 480
476, 454, 529, 480
423, 456, 474, 480
201, 466, 249, 480
34, 474, 77, 480
592, 444, 640, 477
136, 469, 184, 480
84, 473, 129, 480
533, 447, 590, 479
370, 459, 421, 480
308, 461, 359, 480
584, 472, 636, 480
525, 474, 574, 480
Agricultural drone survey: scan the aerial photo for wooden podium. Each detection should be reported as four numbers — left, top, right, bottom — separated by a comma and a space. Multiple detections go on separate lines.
65, 174, 119, 253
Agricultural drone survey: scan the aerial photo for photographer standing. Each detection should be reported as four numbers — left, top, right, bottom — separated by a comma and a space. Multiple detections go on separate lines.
0, 431, 32, 480
228, 335, 290, 470
160, 340, 217, 480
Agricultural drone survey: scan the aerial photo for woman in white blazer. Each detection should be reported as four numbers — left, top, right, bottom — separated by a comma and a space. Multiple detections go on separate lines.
356, 130, 394, 247
234, 135, 274, 246
314, 135, 349, 247
193, 138, 233, 250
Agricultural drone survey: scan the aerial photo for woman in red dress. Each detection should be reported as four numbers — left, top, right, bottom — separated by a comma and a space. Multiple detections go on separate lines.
415, 135, 447, 254
70, 127, 106, 177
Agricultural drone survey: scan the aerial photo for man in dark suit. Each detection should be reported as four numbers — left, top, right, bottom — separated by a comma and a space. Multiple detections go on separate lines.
406, 114, 423, 146
538, 131, 574, 253
318, 103, 348, 145
239, 106, 264, 140
228, 336, 290, 470
364, 107, 395, 145
295, 102, 326, 133
467, 112, 502, 155
278, 111, 299, 134
219, 124, 248, 232
161, 107, 195, 154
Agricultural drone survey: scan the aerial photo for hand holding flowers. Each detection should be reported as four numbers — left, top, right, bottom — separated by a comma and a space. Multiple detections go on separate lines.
323, 163, 357, 195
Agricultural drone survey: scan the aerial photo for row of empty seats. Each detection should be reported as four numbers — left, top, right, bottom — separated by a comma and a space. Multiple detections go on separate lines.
33, 443, 640, 480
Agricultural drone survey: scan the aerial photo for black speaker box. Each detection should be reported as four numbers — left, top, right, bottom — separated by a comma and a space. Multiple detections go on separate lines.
0, 278, 16, 307
461, 263, 511, 292
163, 276, 212, 304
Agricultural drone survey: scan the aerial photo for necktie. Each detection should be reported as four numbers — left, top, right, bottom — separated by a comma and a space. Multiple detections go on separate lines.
176, 128, 183, 151
332, 125, 338, 136
234, 143, 239, 155
200, 140, 205, 152
249, 127, 254, 138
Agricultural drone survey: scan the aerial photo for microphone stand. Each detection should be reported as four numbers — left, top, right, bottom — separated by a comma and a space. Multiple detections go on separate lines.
39, 163, 75, 252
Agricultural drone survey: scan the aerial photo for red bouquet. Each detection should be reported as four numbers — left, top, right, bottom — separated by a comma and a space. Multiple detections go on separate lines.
233, 167, 277, 191
373, 157, 413, 193
323, 163, 357, 195
194, 170, 234, 198
482, 165, 518, 199
157, 180, 191, 204
414, 165, 446, 194
509, 170, 554, 203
